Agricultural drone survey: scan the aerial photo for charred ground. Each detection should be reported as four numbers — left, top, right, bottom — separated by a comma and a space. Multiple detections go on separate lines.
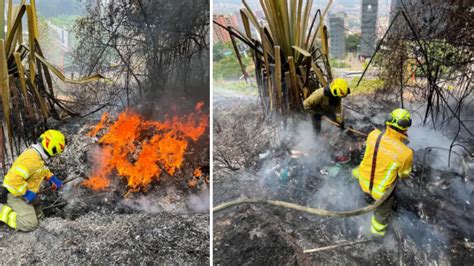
213, 89, 474, 265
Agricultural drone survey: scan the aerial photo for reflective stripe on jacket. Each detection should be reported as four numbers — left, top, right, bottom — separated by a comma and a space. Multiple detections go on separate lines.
354, 126, 413, 199
2, 148, 53, 196
303, 87, 343, 123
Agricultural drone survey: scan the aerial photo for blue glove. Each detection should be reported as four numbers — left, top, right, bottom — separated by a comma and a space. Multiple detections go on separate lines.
48, 175, 63, 191
23, 190, 37, 203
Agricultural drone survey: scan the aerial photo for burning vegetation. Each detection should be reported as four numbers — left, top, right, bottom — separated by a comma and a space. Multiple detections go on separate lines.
0, 100, 210, 263
83, 102, 209, 193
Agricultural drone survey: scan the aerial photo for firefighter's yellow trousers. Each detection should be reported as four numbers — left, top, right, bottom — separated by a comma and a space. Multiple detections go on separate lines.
370, 192, 394, 236
0, 194, 38, 231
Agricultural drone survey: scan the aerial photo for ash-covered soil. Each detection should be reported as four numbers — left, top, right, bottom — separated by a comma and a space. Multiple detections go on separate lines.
0, 116, 210, 264
0, 212, 208, 264
213, 89, 474, 265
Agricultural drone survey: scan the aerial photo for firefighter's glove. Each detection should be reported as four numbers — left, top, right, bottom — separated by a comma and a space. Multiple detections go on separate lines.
48, 175, 63, 191
23, 190, 37, 204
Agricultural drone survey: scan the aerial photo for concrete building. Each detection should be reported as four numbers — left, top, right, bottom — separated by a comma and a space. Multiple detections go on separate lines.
328, 13, 346, 59
213, 14, 240, 44
390, 0, 403, 23
360, 0, 378, 58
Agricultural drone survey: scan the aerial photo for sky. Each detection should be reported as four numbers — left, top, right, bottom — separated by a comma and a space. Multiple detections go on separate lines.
213, 0, 392, 17
11, 0, 83, 18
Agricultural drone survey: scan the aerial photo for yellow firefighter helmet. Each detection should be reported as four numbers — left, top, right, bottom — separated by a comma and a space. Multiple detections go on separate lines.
329, 78, 350, 97
386, 108, 412, 131
39, 130, 67, 157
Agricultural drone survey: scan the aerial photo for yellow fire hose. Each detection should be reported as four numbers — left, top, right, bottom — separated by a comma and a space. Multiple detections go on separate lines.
214, 179, 397, 217
214, 116, 383, 217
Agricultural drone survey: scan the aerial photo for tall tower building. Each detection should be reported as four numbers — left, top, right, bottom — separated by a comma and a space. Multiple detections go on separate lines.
360, 0, 378, 58
328, 13, 346, 59
390, 0, 403, 24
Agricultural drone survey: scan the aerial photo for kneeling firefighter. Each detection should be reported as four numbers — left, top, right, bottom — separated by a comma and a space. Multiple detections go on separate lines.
303, 78, 350, 132
0, 130, 66, 231
352, 109, 414, 236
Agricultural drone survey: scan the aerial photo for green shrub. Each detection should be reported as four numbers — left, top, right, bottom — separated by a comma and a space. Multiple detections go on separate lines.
349, 77, 384, 94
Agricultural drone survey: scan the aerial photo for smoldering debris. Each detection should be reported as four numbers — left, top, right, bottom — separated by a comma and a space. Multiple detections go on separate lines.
213, 92, 474, 264
119, 187, 210, 214
120, 188, 186, 214
0, 115, 210, 264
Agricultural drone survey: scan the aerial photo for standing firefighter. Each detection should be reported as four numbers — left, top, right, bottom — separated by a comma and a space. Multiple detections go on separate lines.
352, 109, 414, 236
303, 78, 350, 132
0, 130, 66, 231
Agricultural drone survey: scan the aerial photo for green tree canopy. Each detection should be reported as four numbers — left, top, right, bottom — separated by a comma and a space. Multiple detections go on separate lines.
346, 33, 360, 53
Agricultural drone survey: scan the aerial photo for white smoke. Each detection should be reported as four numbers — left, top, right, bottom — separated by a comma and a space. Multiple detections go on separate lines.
186, 189, 210, 213
120, 186, 189, 214
255, 118, 376, 238
405, 107, 466, 173
258, 119, 335, 187
121, 195, 163, 213
70, 183, 210, 214
254, 112, 473, 255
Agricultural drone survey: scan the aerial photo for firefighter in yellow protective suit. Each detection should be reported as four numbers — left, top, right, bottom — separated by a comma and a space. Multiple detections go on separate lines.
303, 78, 350, 132
0, 130, 66, 231
352, 109, 414, 236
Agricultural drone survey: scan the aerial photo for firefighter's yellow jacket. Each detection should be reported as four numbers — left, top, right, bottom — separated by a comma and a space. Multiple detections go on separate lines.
2, 144, 53, 196
353, 126, 413, 199
303, 87, 343, 123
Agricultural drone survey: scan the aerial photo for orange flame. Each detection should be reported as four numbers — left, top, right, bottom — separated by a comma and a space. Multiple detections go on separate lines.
193, 167, 202, 177
188, 167, 203, 189
86, 112, 109, 137
83, 102, 208, 192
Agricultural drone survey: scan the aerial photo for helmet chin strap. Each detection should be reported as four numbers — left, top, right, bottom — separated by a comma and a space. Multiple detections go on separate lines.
324, 85, 336, 98
388, 125, 408, 136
